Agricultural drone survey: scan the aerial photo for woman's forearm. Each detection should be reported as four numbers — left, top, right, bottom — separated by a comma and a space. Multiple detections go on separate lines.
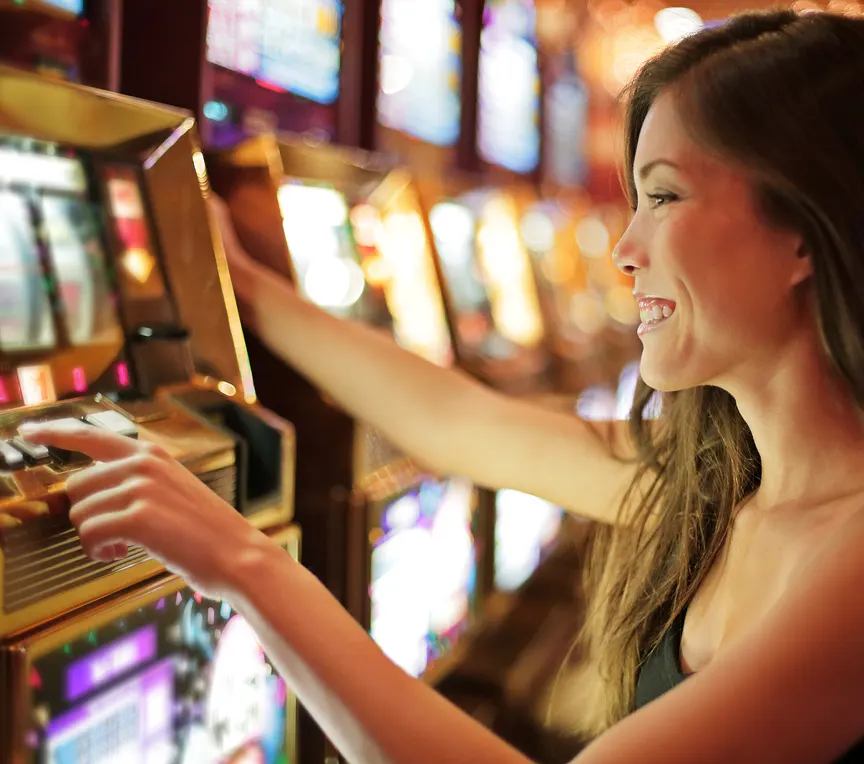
227, 535, 533, 764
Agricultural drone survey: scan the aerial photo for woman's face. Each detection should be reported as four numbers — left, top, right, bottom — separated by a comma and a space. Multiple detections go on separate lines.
614, 90, 811, 393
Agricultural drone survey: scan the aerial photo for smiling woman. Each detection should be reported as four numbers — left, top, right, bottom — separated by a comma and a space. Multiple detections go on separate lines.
18, 8, 864, 764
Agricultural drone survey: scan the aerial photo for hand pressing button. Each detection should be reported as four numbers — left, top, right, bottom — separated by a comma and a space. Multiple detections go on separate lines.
17, 418, 89, 466
83, 410, 139, 439
10, 436, 50, 465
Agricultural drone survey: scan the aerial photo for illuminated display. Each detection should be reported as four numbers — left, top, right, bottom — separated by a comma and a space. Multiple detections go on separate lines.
494, 489, 563, 592
17, 364, 57, 407
378, 0, 462, 146
41, 0, 85, 13
374, 201, 453, 367
477, 0, 541, 173
278, 182, 372, 319
207, 0, 344, 105
28, 583, 292, 763
370, 478, 476, 677
42, 196, 121, 347
105, 166, 167, 300
476, 195, 544, 347
429, 201, 504, 358
279, 178, 453, 367
0, 192, 56, 353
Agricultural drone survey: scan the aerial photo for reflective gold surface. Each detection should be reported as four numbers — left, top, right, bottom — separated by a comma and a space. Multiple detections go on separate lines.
0, 68, 295, 635
0, 63, 256, 401
0, 525, 301, 764
209, 134, 455, 368
0, 393, 236, 638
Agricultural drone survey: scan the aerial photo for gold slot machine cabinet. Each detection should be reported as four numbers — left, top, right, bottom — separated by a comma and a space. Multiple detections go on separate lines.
0, 66, 299, 760
1, 526, 301, 763
208, 135, 489, 681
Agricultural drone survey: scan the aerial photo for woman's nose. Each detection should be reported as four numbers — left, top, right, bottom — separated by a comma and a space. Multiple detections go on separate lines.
612, 225, 649, 275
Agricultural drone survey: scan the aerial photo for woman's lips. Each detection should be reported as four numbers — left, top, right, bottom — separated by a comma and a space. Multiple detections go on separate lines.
636, 297, 676, 336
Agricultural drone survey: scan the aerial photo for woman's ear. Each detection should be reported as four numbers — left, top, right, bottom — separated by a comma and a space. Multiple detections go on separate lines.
790, 240, 813, 287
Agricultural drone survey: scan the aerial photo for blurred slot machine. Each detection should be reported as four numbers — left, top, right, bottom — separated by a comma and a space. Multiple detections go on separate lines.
429, 188, 552, 396
207, 135, 488, 684
0, 0, 119, 90
520, 197, 643, 395
1, 527, 300, 764
376, 0, 561, 619
0, 67, 298, 758
120, 0, 346, 151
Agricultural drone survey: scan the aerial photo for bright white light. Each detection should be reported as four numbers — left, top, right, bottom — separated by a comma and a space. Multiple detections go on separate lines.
655, 7, 703, 44
0, 149, 86, 192
575, 217, 610, 258
303, 257, 366, 310
520, 211, 556, 253
380, 54, 415, 95
430, 203, 475, 251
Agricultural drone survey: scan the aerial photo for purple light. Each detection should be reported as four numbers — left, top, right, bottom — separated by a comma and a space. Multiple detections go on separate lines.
72, 366, 87, 393
115, 362, 131, 388
65, 625, 157, 703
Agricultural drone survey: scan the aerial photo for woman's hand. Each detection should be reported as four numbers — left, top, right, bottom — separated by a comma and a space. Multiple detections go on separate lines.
18, 418, 271, 600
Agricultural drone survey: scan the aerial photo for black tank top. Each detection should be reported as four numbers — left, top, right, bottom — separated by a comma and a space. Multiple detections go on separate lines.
635, 610, 864, 762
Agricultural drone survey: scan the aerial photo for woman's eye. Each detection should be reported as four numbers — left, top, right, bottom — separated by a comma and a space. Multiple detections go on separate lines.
647, 192, 678, 209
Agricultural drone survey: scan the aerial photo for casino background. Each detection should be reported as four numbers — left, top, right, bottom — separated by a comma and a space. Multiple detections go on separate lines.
0, 1, 845, 762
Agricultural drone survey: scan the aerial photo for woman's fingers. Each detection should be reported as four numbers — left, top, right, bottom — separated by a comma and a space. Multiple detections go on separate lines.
76, 510, 139, 560
65, 459, 132, 505
19, 419, 141, 462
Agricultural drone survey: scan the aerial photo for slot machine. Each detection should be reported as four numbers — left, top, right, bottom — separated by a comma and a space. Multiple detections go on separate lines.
208, 135, 486, 678
519, 196, 642, 396
119, 0, 360, 150
0, 67, 294, 641
376, 0, 561, 624
0, 526, 301, 763
0, 0, 120, 90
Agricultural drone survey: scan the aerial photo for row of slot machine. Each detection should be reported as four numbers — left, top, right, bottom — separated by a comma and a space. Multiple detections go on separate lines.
0, 1, 643, 762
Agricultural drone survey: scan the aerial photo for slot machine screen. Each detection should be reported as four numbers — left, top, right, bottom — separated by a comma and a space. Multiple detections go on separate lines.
377, 0, 462, 146
277, 181, 377, 322
25, 581, 292, 763
477, 0, 541, 173
0, 192, 56, 353
369, 478, 477, 678
40, 0, 84, 14
494, 489, 563, 592
429, 201, 511, 359
0, 137, 129, 407
206, 0, 344, 106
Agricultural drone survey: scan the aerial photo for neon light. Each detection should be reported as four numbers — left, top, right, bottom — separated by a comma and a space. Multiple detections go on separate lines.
17, 365, 57, 406
0, 378, 8, 404
115, 362, 130, 388
72, 366, 87, 393
254, 78, 285, 93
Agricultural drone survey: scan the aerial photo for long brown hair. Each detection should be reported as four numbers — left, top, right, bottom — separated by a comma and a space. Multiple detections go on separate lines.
574, 9, 864, 736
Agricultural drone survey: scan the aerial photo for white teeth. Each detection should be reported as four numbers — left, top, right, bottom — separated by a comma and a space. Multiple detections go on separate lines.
638, 303, 676, 325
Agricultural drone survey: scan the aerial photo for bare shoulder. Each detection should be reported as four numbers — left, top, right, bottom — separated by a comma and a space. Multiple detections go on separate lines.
574, 508, 864, 764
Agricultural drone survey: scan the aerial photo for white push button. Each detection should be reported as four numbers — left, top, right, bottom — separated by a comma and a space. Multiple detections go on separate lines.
0, 441, 25, 469
84, 410, 139, 439
10, 437, 50, 464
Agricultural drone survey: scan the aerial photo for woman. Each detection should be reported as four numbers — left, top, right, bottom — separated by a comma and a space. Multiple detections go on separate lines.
22, 9, 864, 762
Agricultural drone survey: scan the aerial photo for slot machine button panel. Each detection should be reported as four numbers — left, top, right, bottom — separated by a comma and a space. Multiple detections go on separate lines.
83, 410, 139, 439
0, 440, 26, 470
9, 437, 50, 466
34, 417, 94, 466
